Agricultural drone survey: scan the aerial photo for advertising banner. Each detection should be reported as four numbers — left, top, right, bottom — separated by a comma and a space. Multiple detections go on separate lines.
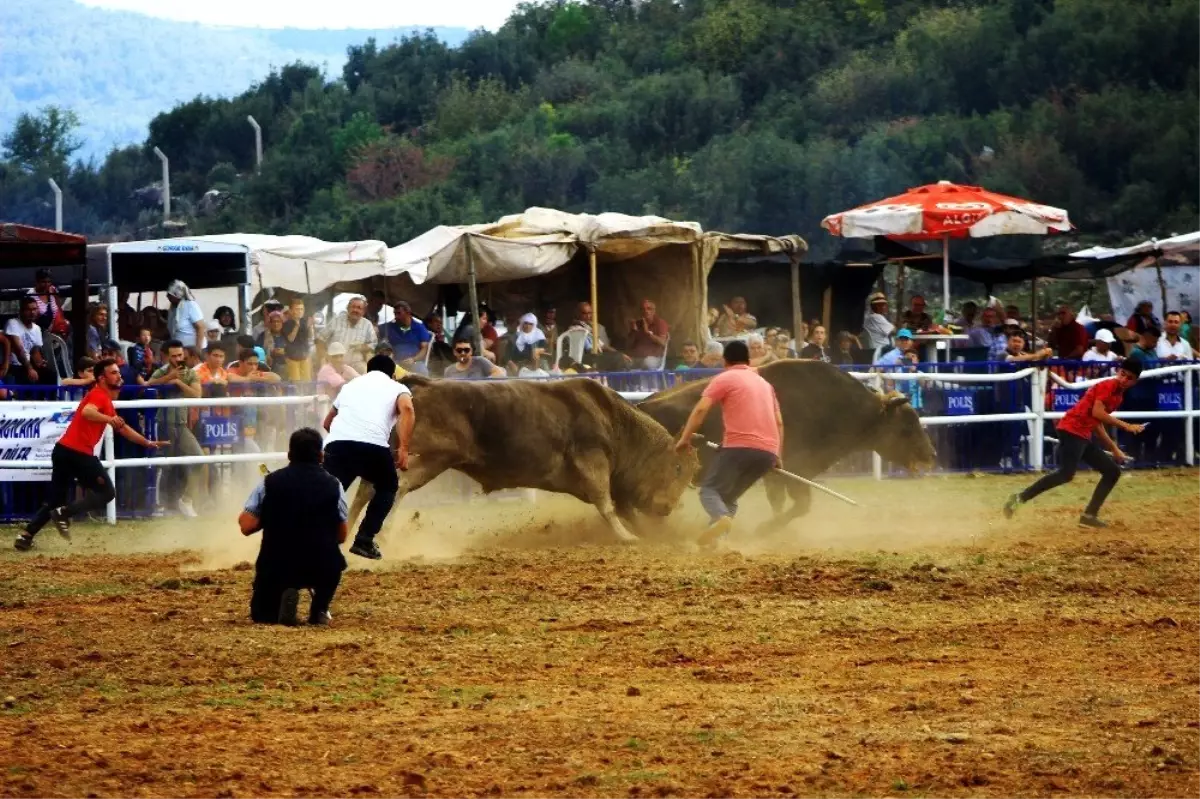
0, 403, 80, 481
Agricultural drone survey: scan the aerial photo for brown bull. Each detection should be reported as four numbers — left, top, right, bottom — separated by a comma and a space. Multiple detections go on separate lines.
637, 359, 935, 532
348, 376, 700, 542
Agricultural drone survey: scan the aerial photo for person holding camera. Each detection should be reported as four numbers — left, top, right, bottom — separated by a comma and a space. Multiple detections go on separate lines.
628, 298, 670, 369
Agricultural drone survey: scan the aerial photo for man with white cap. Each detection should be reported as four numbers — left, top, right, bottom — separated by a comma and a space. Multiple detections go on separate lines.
166, 280, 205, 348
1082, 328, 1120, 362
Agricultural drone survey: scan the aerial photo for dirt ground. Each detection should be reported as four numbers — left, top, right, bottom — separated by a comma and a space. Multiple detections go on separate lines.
0, 469, 1197, 798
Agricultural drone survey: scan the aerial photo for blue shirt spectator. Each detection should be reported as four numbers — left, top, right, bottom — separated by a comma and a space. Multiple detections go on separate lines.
380, 301, 431, 362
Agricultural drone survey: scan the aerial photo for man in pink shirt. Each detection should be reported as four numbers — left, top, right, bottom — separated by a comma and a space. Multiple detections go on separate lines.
675, 340, 784, 549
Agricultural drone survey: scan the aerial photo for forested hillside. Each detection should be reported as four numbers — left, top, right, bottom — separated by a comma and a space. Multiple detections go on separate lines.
0, 0, 467, 158
2, 0, 1196, 260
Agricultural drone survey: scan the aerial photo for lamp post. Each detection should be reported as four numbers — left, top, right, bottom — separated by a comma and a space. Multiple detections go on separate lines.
153, 146, 170, 223
47, 178, 62, 231
247, 115, 262, 172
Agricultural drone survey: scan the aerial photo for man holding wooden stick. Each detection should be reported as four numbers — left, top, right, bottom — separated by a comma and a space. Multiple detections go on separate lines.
674, 340, 784, 549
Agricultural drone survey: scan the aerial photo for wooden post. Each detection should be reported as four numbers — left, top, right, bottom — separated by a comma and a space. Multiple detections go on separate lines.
790, 257, 802, 340
589, 246, 600, 350
1154, 256, 1169, 316
895, 263, 907, 326
465, 235, 483, 356
821, 284, 833, 333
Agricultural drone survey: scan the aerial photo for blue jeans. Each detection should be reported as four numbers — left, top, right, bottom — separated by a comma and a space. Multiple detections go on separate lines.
698, 447, 777, 523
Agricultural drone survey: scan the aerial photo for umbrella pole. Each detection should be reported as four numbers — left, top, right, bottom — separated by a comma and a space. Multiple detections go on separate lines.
942, 235, 951, 323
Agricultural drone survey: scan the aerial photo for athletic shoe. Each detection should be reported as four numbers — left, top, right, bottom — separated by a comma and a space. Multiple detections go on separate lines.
1002, 494, 1022, 519
14, 532, 33, 551
50, 507, 71, 541
696, 516, 733, 550
309, 610, 332, 626
177, 499, 198, 518
1078, 514, 1109, 529
350, 540, 383, 560
277, 588, 301, 626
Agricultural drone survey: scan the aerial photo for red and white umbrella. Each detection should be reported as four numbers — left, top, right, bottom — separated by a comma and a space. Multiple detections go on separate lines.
821, 180, 1072, 315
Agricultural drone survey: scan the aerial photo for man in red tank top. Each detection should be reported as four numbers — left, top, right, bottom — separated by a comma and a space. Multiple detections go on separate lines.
16, 360, 167, 551
1004, 357, 1147, 529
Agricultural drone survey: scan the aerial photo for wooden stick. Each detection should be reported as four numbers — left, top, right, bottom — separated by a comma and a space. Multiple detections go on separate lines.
692, 435, 860, 507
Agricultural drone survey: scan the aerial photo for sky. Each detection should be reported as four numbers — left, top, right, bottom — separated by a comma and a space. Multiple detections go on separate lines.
77, 0, 521, 31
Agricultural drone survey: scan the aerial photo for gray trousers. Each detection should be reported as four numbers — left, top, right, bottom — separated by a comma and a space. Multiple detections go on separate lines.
698, 447, 778, 523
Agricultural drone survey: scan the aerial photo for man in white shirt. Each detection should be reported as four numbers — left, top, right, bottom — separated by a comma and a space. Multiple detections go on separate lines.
1157, 311, 1197, 361
166, 280, 205, 348
6, 296, 44, 384
321, 354, 415, 560
1082, 328, 1121, 362
862, 292, 894, 350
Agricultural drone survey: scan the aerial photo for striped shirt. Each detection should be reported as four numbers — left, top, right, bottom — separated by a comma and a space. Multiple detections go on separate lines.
319, 312, 378, 371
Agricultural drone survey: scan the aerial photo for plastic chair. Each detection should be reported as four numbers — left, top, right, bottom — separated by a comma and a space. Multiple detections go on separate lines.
555, 329, 588, 365
46, 332, 72, 382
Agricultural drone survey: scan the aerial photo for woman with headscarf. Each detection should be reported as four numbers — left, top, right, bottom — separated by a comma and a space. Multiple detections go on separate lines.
508, 312, 547, 371
214, 306, 238, 334
166, 279, 206, 348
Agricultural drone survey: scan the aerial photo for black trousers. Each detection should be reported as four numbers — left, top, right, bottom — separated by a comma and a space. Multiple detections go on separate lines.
322, 440, 399, 545
1020, 430, 1121, 517
26, 444, 115, 537
697, 447, 778, 522
250, 569, 341, 624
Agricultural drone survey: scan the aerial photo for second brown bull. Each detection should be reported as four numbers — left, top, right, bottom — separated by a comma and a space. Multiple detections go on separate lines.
638, 359, 936, 532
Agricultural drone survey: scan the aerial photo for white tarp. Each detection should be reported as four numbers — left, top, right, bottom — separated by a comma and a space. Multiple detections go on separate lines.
1072, 231, 1200, 260
382, 207, 705, 285
193, 233, 389, 293
1106, 265, 1200, 324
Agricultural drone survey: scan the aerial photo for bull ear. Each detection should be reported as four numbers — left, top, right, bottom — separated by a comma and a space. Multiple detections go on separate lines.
884, 395, 910, 410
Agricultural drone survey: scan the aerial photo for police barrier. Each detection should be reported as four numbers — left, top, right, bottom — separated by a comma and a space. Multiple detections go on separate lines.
0, 361, 1195, 522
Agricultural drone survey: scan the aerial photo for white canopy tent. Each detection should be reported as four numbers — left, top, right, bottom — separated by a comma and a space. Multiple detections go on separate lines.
192, 233, 390, 294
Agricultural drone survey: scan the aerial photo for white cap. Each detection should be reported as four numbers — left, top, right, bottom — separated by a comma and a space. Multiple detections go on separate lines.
1003, 318, 1022, 327
326, 342, 348, 356
1094, 328, 1116, 344
206, 319, 222, 332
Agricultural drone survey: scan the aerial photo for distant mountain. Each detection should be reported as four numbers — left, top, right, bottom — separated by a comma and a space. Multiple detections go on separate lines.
0, 0, 469, 160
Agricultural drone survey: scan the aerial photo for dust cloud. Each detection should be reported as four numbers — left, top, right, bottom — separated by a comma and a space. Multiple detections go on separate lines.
31, 470, 1005, 569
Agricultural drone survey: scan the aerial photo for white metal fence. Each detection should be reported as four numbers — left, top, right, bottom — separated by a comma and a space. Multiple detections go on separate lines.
3, 363, 1195, 524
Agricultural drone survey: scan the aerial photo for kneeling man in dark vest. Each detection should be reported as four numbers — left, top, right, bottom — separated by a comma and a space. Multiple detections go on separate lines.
238, 427, 348, 626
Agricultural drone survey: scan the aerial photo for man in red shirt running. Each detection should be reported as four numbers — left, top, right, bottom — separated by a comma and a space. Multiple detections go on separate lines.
15, 359, 167, 551
675, 340, 784, 549
1004, 357, 1147, 528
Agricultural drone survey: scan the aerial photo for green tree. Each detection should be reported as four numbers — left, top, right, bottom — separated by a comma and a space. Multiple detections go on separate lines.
2, 106, 81, 176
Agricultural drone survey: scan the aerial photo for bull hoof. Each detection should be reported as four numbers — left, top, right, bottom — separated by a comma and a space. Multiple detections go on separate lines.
754, 518, 787, 536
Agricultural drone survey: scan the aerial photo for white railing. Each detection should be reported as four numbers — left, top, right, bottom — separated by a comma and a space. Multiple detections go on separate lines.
5, 363, 1196, 524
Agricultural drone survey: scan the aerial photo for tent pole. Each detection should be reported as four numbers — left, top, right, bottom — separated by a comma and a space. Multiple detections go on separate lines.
465, 235, 483, 356
895, 263, 907, 326
790, 257, 802, 342
821, 284, 832, 334
1154, 255, 1169, 316
589, 247, 600, 351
